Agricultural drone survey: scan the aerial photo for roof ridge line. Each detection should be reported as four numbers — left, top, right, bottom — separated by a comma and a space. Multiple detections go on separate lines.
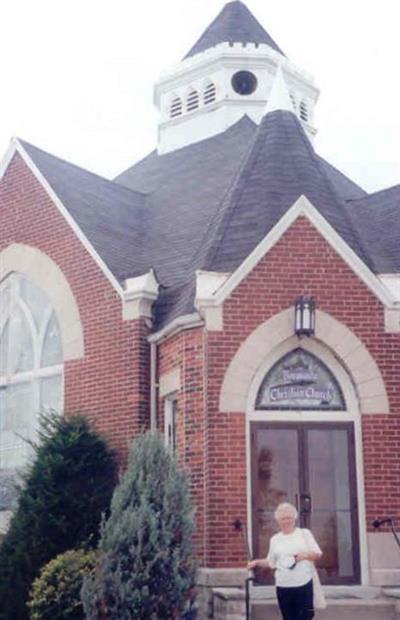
292, 123, 377, 270
190, 116, 266, 272
348, 183, 400, 203
206, 112, 307, 267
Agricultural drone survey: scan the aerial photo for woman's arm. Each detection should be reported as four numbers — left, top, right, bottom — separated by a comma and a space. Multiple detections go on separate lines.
299, 528, 323, 562
294, 551, 322, 562
247, 558, 271, 570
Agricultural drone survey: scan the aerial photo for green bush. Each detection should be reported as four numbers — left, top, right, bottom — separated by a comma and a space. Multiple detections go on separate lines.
0, 413, 117, 620
82, 431, 196, 620
28, 549, 97, 620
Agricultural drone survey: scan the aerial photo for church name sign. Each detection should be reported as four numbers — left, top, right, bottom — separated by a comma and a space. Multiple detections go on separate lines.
256, 348, 345, 411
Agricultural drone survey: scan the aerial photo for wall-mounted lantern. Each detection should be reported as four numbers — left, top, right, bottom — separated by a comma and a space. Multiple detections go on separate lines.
294, 296, 315, 337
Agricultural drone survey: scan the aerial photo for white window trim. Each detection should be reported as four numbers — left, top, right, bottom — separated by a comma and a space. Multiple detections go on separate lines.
164, 395, 178, 453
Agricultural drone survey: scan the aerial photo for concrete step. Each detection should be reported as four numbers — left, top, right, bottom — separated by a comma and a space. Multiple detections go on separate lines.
252, 599, 399, 620
211, 587, 400, 620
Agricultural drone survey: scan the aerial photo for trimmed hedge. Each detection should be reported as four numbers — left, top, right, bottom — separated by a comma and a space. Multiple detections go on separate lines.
28, 549, 98, 620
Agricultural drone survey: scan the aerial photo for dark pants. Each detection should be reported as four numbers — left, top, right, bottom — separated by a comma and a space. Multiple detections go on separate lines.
276, 579, 314, 620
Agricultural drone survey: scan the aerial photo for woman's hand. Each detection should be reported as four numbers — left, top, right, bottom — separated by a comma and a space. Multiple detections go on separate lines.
247, 560, 258, 570
294, 552, 308, 562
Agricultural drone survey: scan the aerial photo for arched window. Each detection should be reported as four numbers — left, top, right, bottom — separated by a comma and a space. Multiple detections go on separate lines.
0, 273, 63, 469
203, 82, 216, 105
300, 100, 309, 122
255, 348, 345, 411
170, 96, 183, 119
186, 89, 199, 112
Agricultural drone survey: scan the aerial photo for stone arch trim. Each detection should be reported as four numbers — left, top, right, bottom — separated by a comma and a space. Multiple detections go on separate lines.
219, 307, 389, 414
0, 243, 84, 360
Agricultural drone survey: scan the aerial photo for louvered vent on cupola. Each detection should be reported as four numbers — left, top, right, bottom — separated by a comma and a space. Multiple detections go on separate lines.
300, 100, 308, 122
203, 82, 216, 105
187, 90, 199, 112
170, 97, 183, 118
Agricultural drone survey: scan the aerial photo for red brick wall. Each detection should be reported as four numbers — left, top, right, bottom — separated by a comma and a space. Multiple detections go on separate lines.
199, 216, 400, 567
157, 329, 206, 563
0, 154, 150, 463
3, 155, 398, 570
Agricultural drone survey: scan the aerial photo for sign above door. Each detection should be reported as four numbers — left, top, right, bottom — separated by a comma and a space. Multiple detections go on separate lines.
256, 348, 345, 410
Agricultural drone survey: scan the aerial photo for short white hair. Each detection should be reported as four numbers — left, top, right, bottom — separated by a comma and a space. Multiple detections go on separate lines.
274, 502, 298, 521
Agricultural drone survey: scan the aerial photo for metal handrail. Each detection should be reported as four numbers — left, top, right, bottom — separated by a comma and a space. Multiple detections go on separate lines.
373, 517, 400, 551
245, 576, 255, 620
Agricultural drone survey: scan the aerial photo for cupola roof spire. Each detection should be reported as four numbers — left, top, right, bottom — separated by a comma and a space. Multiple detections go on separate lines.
265, 66, 294, 116
184, 0, 284, 59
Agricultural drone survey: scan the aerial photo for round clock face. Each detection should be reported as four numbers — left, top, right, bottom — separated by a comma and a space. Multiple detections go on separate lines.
231, 70, 258, 96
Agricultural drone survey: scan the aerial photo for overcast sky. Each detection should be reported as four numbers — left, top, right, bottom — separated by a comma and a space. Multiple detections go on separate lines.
1, 0, 399, 193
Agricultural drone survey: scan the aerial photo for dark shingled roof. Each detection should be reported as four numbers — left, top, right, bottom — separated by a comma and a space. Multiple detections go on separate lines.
184, 0, 284, 59
347, 185, 400, 273
17, 111, 398, 330
118, 111, 393, 328
19, 140, 148, 283
191, 110, 372, 275
115, 116, 257, 287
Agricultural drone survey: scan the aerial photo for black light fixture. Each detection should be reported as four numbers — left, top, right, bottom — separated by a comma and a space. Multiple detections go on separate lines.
295, 296, 315, 337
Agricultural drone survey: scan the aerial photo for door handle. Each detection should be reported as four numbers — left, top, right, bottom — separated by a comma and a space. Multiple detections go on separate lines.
300, 493, 312, 514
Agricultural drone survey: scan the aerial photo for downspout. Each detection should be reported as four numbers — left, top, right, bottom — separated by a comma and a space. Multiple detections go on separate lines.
150, 341, 157, 431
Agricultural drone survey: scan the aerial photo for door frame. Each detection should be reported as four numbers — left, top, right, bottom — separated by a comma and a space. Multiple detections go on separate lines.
245, 336, 370, 586
250, 420, 361, 584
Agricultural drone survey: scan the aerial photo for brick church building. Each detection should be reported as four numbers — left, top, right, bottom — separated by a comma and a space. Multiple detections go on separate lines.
0, 1, 399, 616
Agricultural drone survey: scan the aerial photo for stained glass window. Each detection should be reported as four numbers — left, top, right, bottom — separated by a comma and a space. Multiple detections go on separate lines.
256, 348, 345, 411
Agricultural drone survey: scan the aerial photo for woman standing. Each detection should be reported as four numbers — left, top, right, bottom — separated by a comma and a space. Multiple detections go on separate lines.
248, 502, 322, 620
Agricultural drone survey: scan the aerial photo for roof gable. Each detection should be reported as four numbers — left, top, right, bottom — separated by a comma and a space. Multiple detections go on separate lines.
209, 195, 398, 309
193, 109, 372, 275
184, 1, 284, 59
0, 139, 148, 291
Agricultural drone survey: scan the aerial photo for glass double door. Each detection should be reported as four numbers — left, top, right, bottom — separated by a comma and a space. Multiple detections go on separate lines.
251, 422, 360, 584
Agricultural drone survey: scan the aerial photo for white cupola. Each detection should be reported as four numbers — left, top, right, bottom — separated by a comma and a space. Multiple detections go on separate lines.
154, 1, 320, 154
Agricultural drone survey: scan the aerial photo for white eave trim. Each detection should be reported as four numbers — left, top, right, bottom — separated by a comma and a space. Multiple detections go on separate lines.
0, 138, 124, 298
213, 195, 399, 309
378, 274, 400, 301
122, 270, 160, 321
148, 312, 203, 344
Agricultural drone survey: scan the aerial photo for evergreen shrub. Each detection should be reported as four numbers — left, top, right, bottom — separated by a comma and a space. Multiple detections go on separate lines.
82, 431, 196, 620
0, 413, 117, 620
28, 548, 97, 620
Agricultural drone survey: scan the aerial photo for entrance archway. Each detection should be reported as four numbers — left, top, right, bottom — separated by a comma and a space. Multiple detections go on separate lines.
247, 337, 363, 585
219, 307, 389, 585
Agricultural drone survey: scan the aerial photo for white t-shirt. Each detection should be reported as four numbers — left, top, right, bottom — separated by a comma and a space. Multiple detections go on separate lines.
266, 528, 322, 588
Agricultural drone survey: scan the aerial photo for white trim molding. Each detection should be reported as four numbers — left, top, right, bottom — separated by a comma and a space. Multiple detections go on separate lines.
159, 367, 181, 398
148, 313, 204, 344
384, 308, 400, 333
219, 307, 390, 415
0, 243, 84, 360
378, 274, 400, 301
195, 270, 230, 331
379, 275, 400, 333
123, 270, 159, 321
0, 138, 124, 299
